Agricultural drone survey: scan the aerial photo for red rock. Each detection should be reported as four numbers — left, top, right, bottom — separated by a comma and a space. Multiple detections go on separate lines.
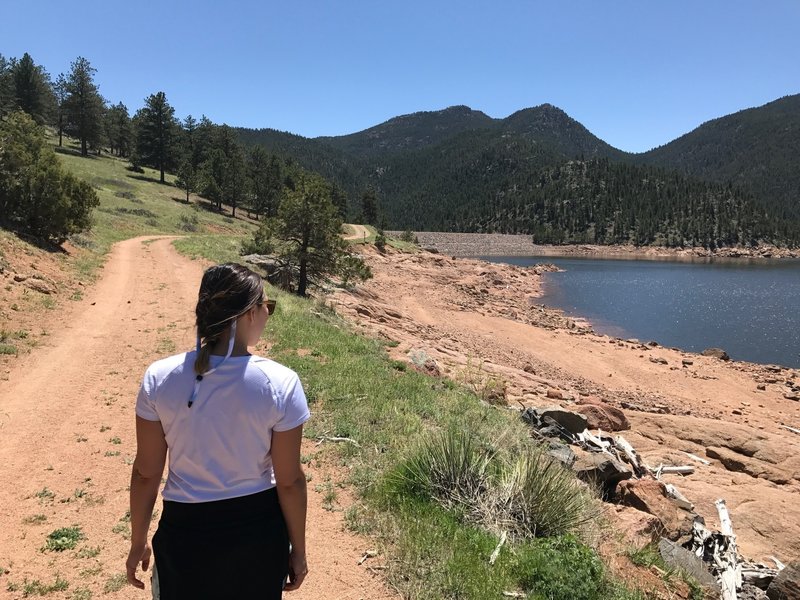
617, 479, 696, 541
573, 402, 630, 432
546, 388, 563, 400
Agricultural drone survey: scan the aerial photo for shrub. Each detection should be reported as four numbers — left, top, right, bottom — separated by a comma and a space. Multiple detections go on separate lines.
178, 214, 199, 232
44, 526, 84, 551
516, 535, 605, 600
399, 229, 416, 243
374, 229, 387, 252
0, 112, 99, 243
388, 428, 596, 539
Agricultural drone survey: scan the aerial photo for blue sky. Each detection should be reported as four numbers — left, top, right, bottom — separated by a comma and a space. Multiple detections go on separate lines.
2, 1, 798, 152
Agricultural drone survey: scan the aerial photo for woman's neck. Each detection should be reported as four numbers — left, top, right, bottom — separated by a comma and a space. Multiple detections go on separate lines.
209, 333, 250, 357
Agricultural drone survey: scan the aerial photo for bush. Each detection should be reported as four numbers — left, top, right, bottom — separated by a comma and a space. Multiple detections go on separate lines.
0, 112, 99, 243
399, 229, 417, 243
178, 214, 199, 232
374, 229, 387, 252
517, 535, 605, 600
388, 428, 596, 538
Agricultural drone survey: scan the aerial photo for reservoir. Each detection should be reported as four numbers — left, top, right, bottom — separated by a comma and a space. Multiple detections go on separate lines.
481, 255, 800, 369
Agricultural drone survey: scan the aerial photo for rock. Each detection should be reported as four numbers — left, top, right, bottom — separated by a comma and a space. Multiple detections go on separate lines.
522, 363, 535, 374
784, 392, 799, 401
682, 359, 694, 366
420, 358, 441, 378
702, 347, 730, 360
545, 388, 563, 400
547, 442, 576, 467
757, 384, 767, 391
649, 357, 668, 365
740, 585, 769, 600
706, 446, 791, 484
611, 505, 662, 548
658, 538, 719, 591
572, 451, 632, 497
573, 402, 630, 432
24, 278, 55, 294
767, 561, 800, 600
616, 479, 696, 541
536, 407, 589, 435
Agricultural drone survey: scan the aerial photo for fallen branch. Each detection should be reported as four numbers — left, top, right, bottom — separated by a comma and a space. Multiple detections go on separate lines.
651, 465, 695, 478
684, 451, 712, 465
489, 532, 507, 566
780, 424, 800, 436
316, 436, 361, 448
665, 484, 694, 511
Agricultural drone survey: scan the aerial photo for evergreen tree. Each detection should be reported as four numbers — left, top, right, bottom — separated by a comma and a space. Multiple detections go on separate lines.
0, 54, 14, 117
133, 91, 178, 183
52, 73, 68, 147
175, 159, 197, 203
11, 53, 54, 124
245, 176, 370, 296
330, 182, 348, 220
361, 187, 378, 225
63, 57, 104, 156
104, 102, 132, 157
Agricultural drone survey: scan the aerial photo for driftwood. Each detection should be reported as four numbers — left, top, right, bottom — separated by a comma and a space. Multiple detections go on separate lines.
715, 499, 742, 600
651, 464, 695, 478
684, 451, 712, 465
780, 424, 800, 435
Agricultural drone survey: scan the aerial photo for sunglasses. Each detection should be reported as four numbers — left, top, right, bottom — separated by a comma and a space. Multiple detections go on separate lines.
259, 299, 277, 315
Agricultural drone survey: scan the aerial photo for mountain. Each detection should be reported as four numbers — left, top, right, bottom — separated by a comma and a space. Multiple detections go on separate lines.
318, 105, 495, 157
638, 94, 800, 218
234, 97, 800, 247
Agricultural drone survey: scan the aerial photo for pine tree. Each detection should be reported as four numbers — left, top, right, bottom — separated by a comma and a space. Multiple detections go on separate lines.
361, 187, 378, 225
246, 176, 370, 296
0, 54, 14, 118
133, 91, 177, 183
104, 102, 132, 157
52, 73, 68, 147
63, 57, 104, 156
11, 53, 54, 124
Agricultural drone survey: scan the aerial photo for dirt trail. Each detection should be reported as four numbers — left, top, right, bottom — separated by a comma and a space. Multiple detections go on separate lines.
342, 224, 371, 241
0, 237, 395, 600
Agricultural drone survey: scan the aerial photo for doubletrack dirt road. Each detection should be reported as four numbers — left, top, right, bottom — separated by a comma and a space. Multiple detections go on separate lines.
0, 237, 395, 599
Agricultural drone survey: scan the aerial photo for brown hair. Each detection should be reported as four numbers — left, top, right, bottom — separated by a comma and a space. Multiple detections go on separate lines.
194, 263, 264, 375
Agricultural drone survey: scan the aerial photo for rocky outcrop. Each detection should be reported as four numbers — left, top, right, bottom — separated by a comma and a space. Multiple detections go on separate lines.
706, 446, 792, 484
702, 347, 731, 360
616, 479, 697, 541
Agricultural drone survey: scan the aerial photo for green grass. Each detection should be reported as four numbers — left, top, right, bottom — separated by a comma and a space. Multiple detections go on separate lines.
0, 343, 18, 355
51, 138, 255, 283
103, 574, 127, 593
19, 574, 69, 596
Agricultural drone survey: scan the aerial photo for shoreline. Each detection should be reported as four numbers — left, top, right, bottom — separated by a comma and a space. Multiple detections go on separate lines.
332, 245, 800, 563
397, 231, 800, 260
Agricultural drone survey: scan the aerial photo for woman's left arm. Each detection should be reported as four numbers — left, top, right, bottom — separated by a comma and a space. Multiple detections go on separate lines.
126, 416, 167, 589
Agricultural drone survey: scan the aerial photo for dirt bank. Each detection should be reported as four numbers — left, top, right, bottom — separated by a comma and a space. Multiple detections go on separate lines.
331, 245, 800, 564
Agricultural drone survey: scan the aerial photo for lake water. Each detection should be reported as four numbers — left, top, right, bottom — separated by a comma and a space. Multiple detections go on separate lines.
480, 255, 800, 369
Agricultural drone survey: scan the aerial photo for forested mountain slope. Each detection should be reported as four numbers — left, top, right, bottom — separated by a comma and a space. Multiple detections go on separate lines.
235, 97, 800, 247
638, 94, 800, 219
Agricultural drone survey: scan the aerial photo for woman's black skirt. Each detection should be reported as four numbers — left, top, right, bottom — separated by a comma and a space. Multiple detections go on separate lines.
152, 488, 289, 600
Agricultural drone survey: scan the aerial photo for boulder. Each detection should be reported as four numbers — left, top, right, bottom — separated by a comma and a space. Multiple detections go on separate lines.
572, 450, 632, 497
658, 538, 719, 591
702, 347, 731, 360
545, 388, 563, 400
573, 402, 630, 432
610, 505, 662, 548
617, 479, 696, 541
537, 407, 589, 435
767, 561, 800, 600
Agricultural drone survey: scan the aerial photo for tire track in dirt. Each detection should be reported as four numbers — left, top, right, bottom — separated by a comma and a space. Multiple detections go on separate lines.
0, 236, 396, 600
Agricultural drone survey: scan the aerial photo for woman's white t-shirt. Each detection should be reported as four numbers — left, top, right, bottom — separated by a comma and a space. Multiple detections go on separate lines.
136, 352, 310, 503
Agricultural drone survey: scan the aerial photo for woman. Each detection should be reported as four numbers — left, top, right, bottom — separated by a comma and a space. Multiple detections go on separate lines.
126, 263, 309, 599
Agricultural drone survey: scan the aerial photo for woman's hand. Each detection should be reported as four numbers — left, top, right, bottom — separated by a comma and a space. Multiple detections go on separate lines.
126, 542, 152, 589
284, 549, 308, 591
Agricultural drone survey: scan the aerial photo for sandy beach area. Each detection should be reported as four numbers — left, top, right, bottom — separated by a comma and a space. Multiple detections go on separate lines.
331, 244, 800, 564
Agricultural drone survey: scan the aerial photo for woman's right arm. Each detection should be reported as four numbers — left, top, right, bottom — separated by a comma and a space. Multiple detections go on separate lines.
272, 425, 308, 591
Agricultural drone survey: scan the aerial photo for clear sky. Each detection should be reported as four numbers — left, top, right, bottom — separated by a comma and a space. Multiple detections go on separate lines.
2, 1, 798, 152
